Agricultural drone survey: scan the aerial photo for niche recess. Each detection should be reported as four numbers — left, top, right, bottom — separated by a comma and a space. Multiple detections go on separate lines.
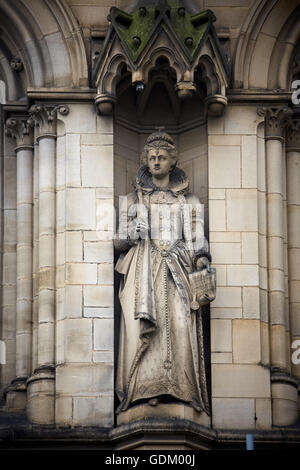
113, 56, 212, 416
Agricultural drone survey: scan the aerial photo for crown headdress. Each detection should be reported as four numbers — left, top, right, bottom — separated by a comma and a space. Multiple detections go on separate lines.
145, 127, 175, 147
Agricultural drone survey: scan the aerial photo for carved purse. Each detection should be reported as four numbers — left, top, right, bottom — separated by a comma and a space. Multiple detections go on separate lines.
188, 267, 216, 310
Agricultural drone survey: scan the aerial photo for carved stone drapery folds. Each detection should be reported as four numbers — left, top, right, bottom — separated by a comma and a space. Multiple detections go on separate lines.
93, 1, 229, 116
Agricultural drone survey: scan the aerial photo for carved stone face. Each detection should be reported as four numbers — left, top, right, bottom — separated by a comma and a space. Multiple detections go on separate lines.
147, 148, 172, 179
10, 58, 23, 72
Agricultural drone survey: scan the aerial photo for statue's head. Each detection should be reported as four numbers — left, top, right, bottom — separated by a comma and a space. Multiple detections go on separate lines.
141, 129, 178, 174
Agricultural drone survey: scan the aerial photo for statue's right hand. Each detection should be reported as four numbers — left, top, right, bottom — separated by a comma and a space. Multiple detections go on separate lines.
128, 217, 148, 240
135, 218, 148, 238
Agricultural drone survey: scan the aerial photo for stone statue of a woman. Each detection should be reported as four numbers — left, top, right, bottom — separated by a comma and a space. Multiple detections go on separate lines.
114, 129, 214, 417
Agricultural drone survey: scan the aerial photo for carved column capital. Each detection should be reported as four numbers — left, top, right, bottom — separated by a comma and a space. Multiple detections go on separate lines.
28, 104, 69, 139
286, 117, 300, 152
257, 106, 292, 141
5, 117, 33, 150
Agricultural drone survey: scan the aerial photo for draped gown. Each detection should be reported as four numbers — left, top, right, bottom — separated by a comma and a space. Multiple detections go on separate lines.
115, 166, 210, 415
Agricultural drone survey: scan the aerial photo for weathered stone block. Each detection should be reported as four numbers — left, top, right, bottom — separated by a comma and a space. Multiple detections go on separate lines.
73, 396, 114, 427
227, 265, 259, 286
66, 231, 83, 262
84, 307, 113, 318
241, 135, 257, 188
64, 318, 93, 362
84, 241, 114, 263
93, 351, 114, 363
212, 398, 255, 429
209, 145, 240, 188
81, 134, 113, 145
211, 352, 232, 363
215, 265, 226, 286
209, 200, 226, 231
84, 285, 114, 307
232, 320, 261, 363
210, 243, 241, 264
224, 106, 259, 135
212, 287, 242, 308
82, 145, 113, 187
56, 364, 113, 395
209, 188, 225, 200
243, 287, 260, 319
242, 232, 259, 264
97, 263, 114, 285
66, 263, 97, 285
211, 319, 232, 353
66, 188, 96, 230
212, 364, 270, 398
207, 115, 224, 134
255, 398, 272, 430
210, 307, 243, 319
63, 104, 97, 134
93, 318, 113, 351
55, 396, 73, 426
210, 231, 240, 243
227, 189, 258, 231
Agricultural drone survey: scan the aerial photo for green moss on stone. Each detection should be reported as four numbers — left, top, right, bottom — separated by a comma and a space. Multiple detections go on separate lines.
112, 2, 213, 64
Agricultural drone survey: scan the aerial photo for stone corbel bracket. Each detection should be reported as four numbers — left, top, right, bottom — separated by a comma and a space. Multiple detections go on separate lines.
93, 2, 229, 116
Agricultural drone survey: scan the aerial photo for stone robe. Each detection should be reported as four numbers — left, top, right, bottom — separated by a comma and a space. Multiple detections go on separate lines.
115, 166, 210, 415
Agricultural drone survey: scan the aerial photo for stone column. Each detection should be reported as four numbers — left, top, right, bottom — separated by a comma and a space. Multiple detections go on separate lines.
258, 106, 298, 425
1, 128, 17, 402
286, 116, 300, 414
32, 125, 40, 373
27, 104, 68, 424
5, 117, 33, 411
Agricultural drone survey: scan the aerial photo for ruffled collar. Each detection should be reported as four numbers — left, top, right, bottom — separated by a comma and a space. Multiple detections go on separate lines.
134, 165, 189, 196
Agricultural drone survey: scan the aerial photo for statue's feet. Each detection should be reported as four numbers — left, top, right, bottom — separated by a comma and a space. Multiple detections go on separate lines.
148, 398, 159, 406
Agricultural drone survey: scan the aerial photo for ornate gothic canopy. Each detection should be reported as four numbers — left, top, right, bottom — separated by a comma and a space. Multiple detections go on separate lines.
93, 0, 229, 116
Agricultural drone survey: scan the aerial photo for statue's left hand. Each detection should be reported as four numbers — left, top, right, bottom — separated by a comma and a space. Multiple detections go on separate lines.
196, 256, 210, 271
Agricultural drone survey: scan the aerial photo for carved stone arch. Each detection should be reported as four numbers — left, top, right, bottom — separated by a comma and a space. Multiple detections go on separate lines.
0, 36, 24, 102
233, 0, 300, 90
141, 48, 185, 86
196, 55, 220, 96
0, 80, 6, 104
0, 0, 88, 98
290, 47, 300, 84
96, 54, 131, 114
43, 0, 89, 88
268, 4, 300, 90
232, 0, 277, 89
136, 66, 180, 120
103, 54, 131, 94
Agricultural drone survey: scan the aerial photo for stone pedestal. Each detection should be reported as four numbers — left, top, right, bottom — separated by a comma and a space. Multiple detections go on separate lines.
117, 403, 211, 427
27, 367, 55, 424
5, 379, 27, 412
